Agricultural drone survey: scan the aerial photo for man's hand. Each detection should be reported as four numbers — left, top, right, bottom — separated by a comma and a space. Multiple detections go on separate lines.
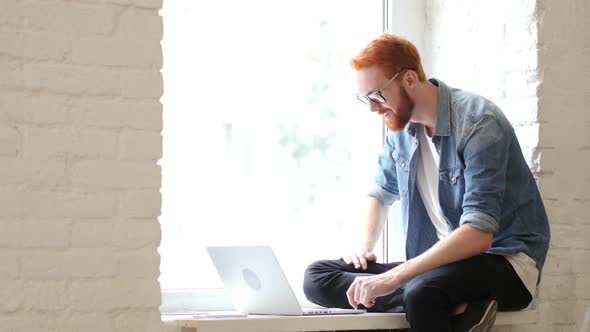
340, 251, 377, 270
346, 273, 401, 310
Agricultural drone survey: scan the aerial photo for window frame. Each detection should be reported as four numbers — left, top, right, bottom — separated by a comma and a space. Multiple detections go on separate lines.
159, 0, 404, 313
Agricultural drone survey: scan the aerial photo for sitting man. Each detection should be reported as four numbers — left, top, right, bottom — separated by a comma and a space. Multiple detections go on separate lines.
303, 34, 550, 332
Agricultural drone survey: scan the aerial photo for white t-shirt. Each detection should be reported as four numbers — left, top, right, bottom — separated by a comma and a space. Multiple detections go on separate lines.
416, 126, 538, 300
416, 125, 450, 240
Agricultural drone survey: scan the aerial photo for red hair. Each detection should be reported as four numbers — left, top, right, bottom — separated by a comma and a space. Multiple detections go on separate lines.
351, 34, 427, 81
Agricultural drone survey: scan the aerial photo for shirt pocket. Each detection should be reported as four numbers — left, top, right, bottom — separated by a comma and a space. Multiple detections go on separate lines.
439, 166, 463, 184
438, 166, 465, 222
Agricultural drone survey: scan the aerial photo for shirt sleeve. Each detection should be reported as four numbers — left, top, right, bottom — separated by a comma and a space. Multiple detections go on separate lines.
368, 133, 400, 206
460, 115, 511, 234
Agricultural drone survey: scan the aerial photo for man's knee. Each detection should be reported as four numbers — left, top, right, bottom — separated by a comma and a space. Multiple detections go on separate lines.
403, 275, 448, 312
303, 260, 332, 296
303, 259, 345, 304
403, 278, 430, 311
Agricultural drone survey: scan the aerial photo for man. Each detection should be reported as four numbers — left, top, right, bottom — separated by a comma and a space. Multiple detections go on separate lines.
303, 34, 550, 332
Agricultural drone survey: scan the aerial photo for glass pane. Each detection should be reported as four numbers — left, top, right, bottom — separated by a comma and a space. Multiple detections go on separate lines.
160, 0, 384, 290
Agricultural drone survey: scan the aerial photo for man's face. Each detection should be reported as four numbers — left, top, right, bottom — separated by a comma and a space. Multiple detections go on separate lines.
356, 66, 414, 131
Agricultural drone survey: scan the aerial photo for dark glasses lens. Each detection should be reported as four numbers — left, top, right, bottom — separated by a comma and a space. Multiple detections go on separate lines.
356, 91, 386, 105
367, 92, 385, 104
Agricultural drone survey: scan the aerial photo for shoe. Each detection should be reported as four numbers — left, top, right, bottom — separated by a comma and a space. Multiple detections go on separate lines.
453, 299, 498, 332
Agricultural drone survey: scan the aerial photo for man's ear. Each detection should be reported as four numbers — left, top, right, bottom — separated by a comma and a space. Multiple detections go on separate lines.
404, 70, 418, 89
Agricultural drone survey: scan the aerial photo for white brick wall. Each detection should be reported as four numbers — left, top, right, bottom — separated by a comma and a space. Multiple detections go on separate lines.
0, 0, 164, 331
425, 0, 590, 331
535, 0, 590, 330
1, 0, 588, 331
424, 0, 540, 170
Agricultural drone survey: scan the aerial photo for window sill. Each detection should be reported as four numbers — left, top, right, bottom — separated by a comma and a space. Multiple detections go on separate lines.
163, 310, 538, 331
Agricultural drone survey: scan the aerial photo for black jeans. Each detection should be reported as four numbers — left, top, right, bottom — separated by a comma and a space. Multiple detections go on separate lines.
303, 254, 532, 332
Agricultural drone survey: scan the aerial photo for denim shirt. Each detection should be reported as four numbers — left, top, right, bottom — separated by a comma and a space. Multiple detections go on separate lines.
369, 79, 550, 273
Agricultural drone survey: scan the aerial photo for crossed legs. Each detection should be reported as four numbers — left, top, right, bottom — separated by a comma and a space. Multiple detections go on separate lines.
303, 254, 531, 332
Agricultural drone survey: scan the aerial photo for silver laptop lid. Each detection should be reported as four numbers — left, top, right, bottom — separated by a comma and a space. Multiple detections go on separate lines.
206, 245, 304, 315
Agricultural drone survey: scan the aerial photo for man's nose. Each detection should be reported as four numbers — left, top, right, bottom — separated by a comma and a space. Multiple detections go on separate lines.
369, 101, 381, 113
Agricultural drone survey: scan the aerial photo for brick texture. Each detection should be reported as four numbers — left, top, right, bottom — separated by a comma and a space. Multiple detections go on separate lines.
535, 0, 590, 330
0, 0, 163, 331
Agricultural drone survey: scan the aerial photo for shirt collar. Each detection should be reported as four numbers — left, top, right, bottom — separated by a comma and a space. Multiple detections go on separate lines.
406, 78, 451, 137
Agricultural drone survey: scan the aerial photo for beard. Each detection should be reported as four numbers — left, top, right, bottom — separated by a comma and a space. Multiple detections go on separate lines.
382, 86, 414, 131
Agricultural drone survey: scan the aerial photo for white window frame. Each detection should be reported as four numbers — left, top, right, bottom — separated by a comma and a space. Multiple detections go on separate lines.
383, 0, 427, 263
159, 0, 426, 313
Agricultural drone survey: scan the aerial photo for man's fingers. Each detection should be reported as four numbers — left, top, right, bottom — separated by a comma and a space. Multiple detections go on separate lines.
359, 285, 369, 307
362, 298, 375, 308
359, 285, 376, 308
341, 251, 377, 269
358, 255, 368, 270
361, 291, 374, 308
365, 252, 377, 262
351, 254, 361, 269
346, 283, 358, 309
348, 277, 379, 310
354, 279, 363, 306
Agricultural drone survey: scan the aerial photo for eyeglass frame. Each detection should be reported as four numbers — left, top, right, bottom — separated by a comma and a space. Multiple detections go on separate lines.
356, 67, 416, 105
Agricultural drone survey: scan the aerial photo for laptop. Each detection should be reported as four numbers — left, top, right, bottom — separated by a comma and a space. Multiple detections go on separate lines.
206, 245, 366, 316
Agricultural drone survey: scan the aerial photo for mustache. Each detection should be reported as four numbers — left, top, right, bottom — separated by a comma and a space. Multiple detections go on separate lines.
376, 108, 394, 115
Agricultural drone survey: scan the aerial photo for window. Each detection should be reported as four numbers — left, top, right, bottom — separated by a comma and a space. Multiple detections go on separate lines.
159, 0, 389, 299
